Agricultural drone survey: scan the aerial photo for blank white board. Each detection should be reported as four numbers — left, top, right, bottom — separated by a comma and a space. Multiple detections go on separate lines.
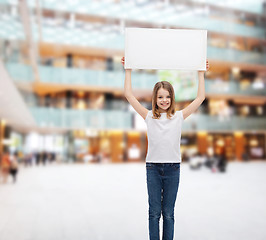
124, 28, 207, 70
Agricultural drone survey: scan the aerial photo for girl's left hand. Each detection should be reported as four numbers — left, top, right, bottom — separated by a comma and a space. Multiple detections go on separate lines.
199, 59, 209, 73
206, 59, 209, 71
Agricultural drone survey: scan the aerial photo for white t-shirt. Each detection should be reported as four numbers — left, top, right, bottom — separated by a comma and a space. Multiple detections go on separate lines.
144, 110, 184, 163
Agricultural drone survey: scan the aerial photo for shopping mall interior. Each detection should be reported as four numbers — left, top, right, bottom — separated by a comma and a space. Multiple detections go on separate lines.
0, 0, 266, 163
0, 0, 266, 239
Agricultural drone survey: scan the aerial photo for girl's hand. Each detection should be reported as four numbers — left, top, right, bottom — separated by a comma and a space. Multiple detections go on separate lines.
199, 59, 209, 73
206, 59, 209, 71
121, 57, 131, 70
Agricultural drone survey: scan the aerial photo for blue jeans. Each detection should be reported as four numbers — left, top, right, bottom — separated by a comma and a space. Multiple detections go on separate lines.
146, 163, 181, 240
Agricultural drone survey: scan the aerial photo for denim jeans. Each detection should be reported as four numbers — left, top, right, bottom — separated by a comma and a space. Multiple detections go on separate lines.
146, 163, 181, 240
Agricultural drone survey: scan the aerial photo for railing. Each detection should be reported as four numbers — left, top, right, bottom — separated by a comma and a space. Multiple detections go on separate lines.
5, 62, 33, 82
30, 107, 266, 131
208, 46, 266, 65
183, 114, 266, 131
30, 108, 132, 129
205, 80, 266, 96
6, 62, 266, 96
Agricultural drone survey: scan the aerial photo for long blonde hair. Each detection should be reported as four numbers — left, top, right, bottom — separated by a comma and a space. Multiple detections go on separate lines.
152, 81, 175, 119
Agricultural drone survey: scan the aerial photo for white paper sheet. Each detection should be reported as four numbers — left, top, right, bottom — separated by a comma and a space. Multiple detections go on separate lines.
125, 28, 207, 70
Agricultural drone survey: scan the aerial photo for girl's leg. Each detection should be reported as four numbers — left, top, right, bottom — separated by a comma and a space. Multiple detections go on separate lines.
146, 163, 162, 240
162, 163, 180, 240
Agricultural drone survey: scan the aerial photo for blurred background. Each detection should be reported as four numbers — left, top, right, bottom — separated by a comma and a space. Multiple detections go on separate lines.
0, 0, 266, 239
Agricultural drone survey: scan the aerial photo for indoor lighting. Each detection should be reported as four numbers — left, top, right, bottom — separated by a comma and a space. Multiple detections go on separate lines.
109, 130, 123, 135
85, 129, 98, 137
128, 131, 140, 136
234, 131, 243, 137
242, 105, 250, 115
256, 106, 263, 115
216, 139, 225, 147
250, 139, 258, 147
232, 67, 240, 76
198, 131, 207, 136
77, 100, 86, 109
1, 119, 6, 126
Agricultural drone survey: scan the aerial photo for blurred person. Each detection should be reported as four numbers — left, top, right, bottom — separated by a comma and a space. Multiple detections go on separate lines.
217, 151, 227, 173
24, 153, 33, 167
36, 152, 41, 165
189, 153, 199, 170
83, 154, 93, 163
47, 152, 52, 163
122, 57, 209, 240
210, 153, 220, 173
205, 154, 212, 168
56, 153, 63, 163
182, 151, 189, 162
42, 151, 47, 165
23, 153, 27, 167
242, 148, 249, 162
9, 152, 19, 183
205, 152, 216, 169
19, 151, 24, 163
1, 151, 11, 183
51, 152, 56, 163
189, 152, 206, 170
28, 153, 33, 166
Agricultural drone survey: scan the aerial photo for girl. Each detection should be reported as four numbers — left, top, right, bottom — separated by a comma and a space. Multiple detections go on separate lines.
121, 57, 209, 240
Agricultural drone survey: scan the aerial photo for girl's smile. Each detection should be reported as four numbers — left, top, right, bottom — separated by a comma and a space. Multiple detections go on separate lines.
160, 102, 169, 107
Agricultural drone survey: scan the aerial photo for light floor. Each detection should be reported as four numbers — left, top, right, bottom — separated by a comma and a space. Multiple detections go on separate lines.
0, 161, 266, 240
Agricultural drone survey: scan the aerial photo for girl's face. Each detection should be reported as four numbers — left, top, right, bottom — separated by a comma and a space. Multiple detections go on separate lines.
156, 88, 171, 112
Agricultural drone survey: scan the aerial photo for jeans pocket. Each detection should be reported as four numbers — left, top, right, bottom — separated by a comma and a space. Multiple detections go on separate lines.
146, 163, 155, 169
170, 163, 180, 170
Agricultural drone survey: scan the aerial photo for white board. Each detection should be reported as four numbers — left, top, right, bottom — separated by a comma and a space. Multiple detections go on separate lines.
124, 28, 207, 70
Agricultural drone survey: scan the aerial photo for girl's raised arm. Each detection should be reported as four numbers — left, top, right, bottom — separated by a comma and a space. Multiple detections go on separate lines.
122, 57, 148, 120
182, 60, 209, 120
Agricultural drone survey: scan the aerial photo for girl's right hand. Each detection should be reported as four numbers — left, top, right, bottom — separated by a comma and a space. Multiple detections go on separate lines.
121, 57, 125, 66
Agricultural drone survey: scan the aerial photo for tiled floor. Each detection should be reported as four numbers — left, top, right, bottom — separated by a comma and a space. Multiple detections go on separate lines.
0, 161, 266, 240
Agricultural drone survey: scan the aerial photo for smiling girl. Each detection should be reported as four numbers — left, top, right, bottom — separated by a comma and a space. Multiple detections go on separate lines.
122, 57, 209, 240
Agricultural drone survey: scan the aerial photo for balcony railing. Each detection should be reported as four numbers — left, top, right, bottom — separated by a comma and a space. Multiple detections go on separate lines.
6, 62, 266, 97
30, 107, 266, 131
30, 108, 132, 129
183, 114, 266, 131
